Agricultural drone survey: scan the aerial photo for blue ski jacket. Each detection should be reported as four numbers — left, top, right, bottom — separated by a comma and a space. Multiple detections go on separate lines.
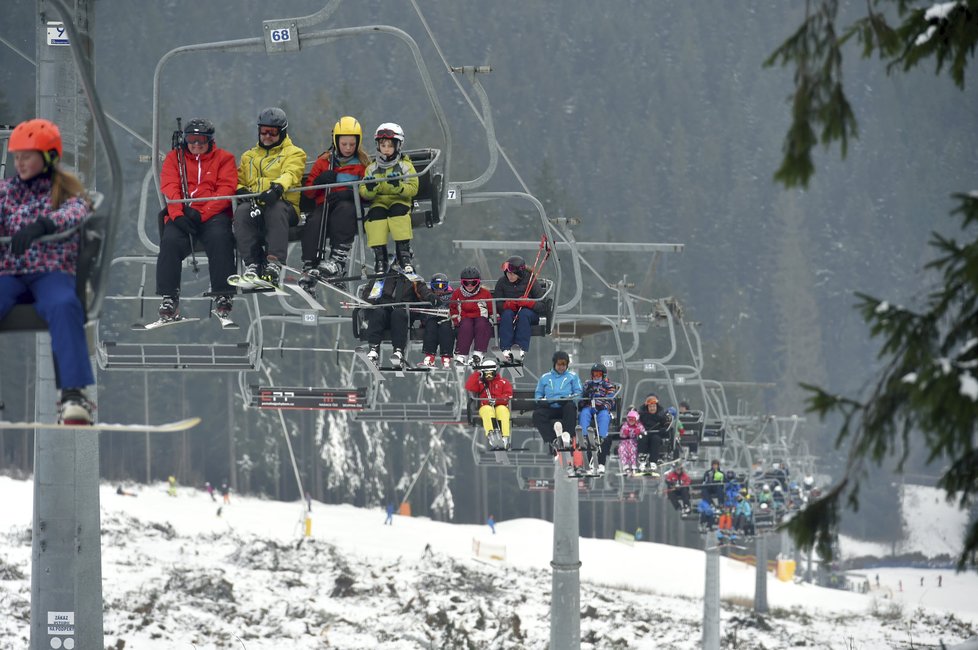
534, 369, 582, 407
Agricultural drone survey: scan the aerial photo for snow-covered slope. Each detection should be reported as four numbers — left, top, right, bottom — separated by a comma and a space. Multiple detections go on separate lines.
0, 476, 975, 649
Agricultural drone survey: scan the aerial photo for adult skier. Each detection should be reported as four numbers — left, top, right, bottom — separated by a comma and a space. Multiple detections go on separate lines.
493, 255, 547, 362
532, 350, 582, 453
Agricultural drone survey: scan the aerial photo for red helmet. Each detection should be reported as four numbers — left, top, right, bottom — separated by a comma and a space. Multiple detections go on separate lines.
10, 118, 63, 163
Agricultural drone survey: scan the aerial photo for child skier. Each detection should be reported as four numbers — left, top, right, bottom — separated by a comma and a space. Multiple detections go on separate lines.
299, 116, 368, 290
464, 358, 513, 450
449, 266, 494, 366
578, 362, 617, 476
417, 272, 455, 368
359, 123, 418, 274
618, 409, 645, 475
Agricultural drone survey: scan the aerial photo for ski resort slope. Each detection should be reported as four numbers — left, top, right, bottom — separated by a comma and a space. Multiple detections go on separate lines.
0, 476, 976, 649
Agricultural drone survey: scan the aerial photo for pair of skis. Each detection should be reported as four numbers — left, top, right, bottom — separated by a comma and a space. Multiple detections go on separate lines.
0, 416, 202, 433
133, 311, 238, 332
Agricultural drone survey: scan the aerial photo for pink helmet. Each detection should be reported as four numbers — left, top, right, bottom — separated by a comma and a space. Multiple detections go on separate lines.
626, 409, 639, 421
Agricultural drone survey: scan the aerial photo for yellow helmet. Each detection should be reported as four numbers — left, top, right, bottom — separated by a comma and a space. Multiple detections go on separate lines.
332, 116, 362, 151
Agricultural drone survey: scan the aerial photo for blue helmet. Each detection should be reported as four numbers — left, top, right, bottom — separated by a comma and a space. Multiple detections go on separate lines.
667, 406, 678, 417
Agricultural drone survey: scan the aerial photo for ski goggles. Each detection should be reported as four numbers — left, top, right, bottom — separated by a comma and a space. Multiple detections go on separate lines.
430, 279, 451, 292
502, 261, 526, 274
258, 127, 281, 137
184, 135, 209, 145
645, 397, 658, 406
461, 279, 480, 289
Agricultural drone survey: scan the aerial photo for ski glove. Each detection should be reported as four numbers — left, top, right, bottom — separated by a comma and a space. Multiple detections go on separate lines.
11, 218, 55, 255
428, 294, 440, 306
387, 175, 400, 188
234, 187, 251, 196
363, 176, 377, 192
299, 194, 316, 214
170, 216, 194, 236
183, 207, 202, 224
258, 183, 283, 206
314, 170, 337, 186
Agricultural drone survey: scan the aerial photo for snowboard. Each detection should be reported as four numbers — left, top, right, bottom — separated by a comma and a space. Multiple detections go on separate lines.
0, 416, 202, 433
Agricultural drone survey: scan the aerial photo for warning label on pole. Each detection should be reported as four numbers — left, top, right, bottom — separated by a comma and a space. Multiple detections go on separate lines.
47, 610, 75, 635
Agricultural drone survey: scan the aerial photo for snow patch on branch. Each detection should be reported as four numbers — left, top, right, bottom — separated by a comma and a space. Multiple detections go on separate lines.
959, 372, 978, 401
902, 372, 919, 384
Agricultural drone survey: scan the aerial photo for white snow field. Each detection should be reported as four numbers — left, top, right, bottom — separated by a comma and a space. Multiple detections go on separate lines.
0, 476, 975, 649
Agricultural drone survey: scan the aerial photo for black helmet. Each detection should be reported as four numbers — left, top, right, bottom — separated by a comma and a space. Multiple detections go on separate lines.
183, 118, 215, 151
501, 255, 526, 277
257, 107, 288, 146
258, 107, 288, 129
552, 350, 570, 367
460, 266, 481, 291
590, 362, 607, 377
430, 273, 450, 293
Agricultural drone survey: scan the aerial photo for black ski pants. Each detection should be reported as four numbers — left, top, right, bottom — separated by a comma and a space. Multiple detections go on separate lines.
156, 210, 235, 296
532, 402, 577, 452
300, 199, 358, 263
640, 430, 667, 463
233, 200, 298, 265
419, 314, 455, 356
366, 305, 409, 351
667, 485, 691, 511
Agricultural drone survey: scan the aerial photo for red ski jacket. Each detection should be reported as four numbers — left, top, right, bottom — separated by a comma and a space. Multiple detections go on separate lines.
665, 469, 692, 487
449, 286, 494, 326
160, 146, 237, 223
464, 371, 513, 407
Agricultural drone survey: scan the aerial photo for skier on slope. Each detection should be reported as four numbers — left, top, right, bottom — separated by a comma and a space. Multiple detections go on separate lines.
231, 107, 307, 288
298, 116, 369, 292
578, 362, 617, 476
532, 350, 582, 453
0, 119, 95, 423
361, 262, 439, 368
156, 118, 237, 322
493, 255, 547, 363
464, 358, 513, 450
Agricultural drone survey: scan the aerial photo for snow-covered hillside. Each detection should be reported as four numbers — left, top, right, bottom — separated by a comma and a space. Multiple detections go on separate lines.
0, 476, 975, 649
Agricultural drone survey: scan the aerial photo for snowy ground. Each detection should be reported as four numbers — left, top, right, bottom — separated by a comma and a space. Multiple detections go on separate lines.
0, 476, 975, 649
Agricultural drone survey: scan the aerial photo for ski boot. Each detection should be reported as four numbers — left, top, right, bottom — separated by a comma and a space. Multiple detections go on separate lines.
440, 355, 453, 369
470, 351, 484, 367
158, 295, 179, 321
553, 421, 570, 451
596, 463, 606, 477
215, 295, 233, 319
59, 388, 94, 425
260, 260, 283, 289
453, 354, 468, 367
366, 346, 380, 366
372, 245, 389, 275
418, 353, 437, 368
394, 240, 414, 274
574, 425, 585, 450
501, 348, 514, 363
486, 429, 504, 450
510, 344, 524, 363
503, 435, 512, 451
298, 261, 321, 294
390, 349, 405, 369
322, 244, 350, 279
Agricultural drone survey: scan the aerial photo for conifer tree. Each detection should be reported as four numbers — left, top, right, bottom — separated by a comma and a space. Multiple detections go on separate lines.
766, 0, 978, 566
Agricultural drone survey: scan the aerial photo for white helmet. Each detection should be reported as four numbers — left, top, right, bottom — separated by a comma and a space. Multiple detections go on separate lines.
374, 122, 404, 157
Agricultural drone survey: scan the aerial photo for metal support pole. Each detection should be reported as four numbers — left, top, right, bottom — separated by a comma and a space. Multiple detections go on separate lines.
31, 335, 104, 649
754, 534, 769, 613
550, 453, 580, 650
703, 536, 720, 650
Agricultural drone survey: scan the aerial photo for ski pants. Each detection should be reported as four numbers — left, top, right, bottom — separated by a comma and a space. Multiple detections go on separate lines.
0, 272, 94, 389
640, 431, 667, 464
366, 305, 409, 351
497, 307, 538, 351
703, 482, 724, 505
364, 203, 412, 248
532, 402, 577, 450
454, 316, 492, 355
156, 210, 235, 296
300, 199, 357, 263
668, 485, 691, 511
232, 199, 298, 265
478, 404, 511, 438
579, 406, 611, 437
618, 437, 638, 468
420, 314, 455, 356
